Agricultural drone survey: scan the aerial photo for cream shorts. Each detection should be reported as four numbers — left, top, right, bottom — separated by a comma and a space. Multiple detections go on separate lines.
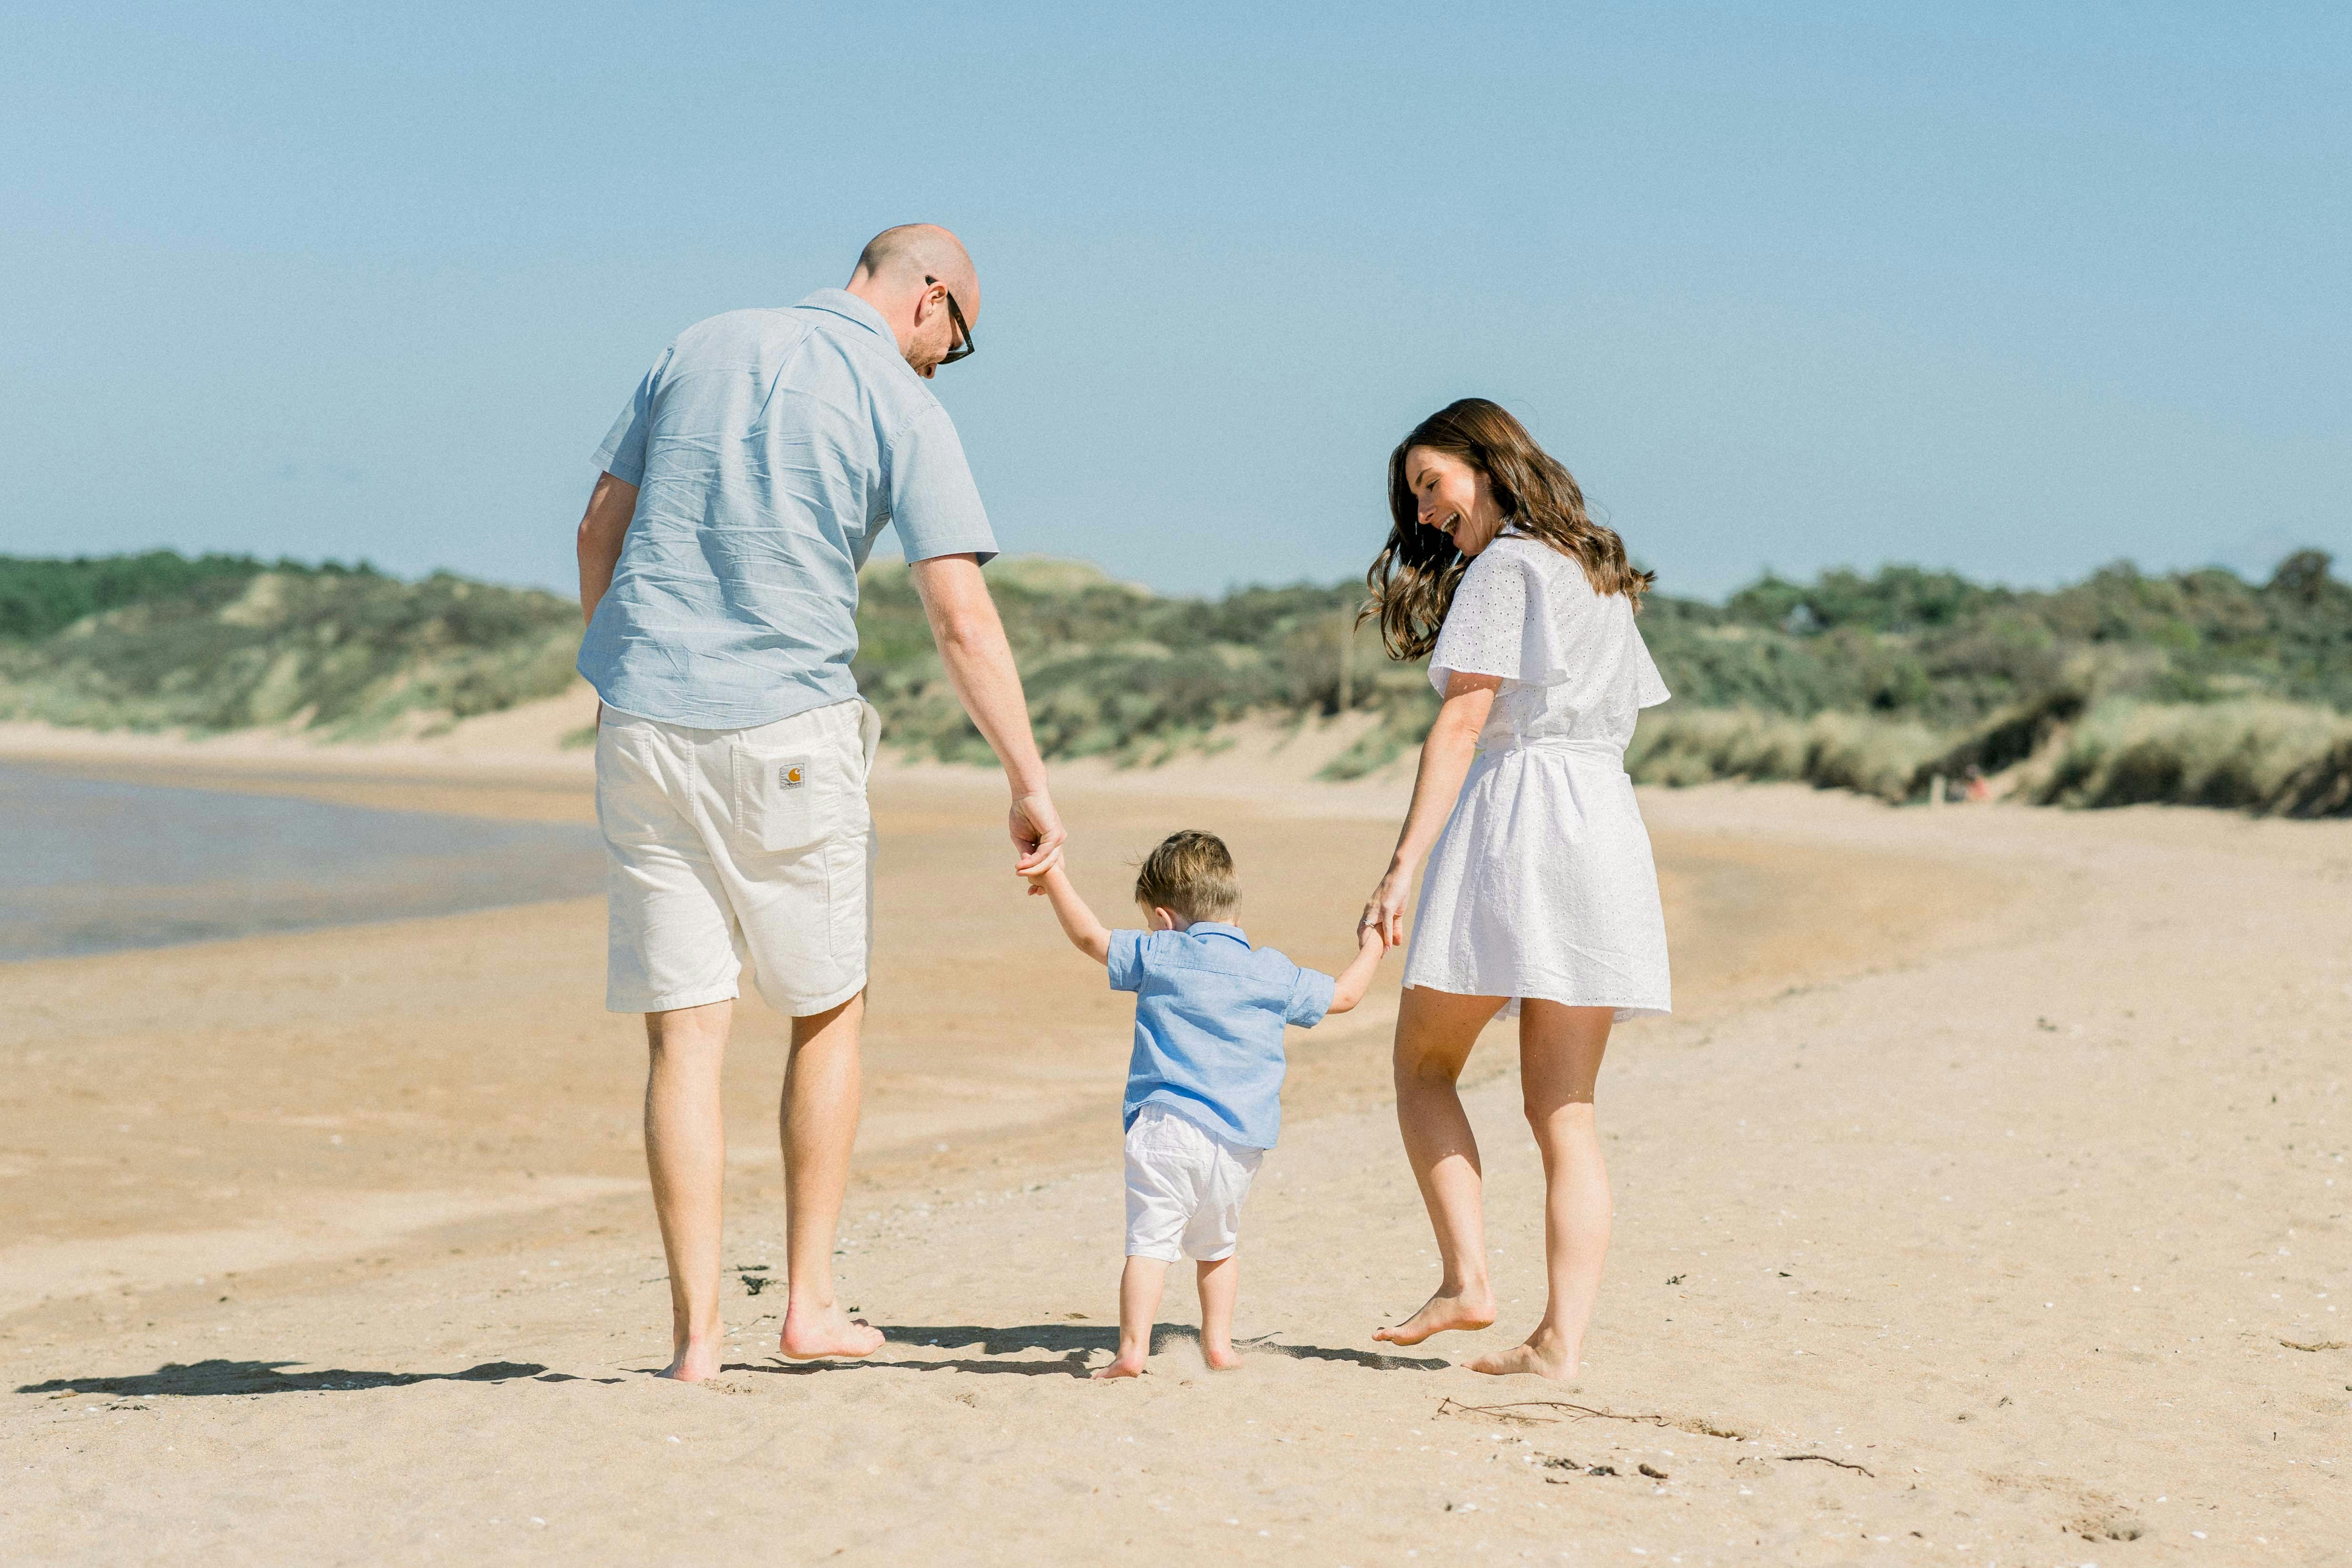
1122, 1103, 1265, 1263
596, 698, 880, 1017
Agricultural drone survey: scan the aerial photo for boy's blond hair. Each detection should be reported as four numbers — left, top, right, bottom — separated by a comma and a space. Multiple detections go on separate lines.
1133, 830, 1239, 923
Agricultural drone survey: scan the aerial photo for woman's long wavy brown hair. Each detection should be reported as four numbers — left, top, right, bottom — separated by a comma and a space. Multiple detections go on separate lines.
1362, 398, 1653, 660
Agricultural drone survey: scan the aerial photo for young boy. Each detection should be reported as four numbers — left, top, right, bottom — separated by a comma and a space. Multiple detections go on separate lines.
1026, 830, 1385, 1378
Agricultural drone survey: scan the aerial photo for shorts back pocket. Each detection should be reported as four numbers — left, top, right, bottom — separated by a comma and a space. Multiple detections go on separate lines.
733, 747, 821, 853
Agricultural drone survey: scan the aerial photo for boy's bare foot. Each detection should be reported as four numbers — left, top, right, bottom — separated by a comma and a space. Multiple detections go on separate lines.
778, 1303, 884, 1361
1201, 1341, 1243, 1371
1091, 1356, 1146, 1380
656, 1342, 723, 1382
1373, 1287, 1496, 1346
1467, 1327, 1580, 1380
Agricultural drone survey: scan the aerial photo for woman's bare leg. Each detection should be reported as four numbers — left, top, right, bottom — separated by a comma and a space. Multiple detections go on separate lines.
1469, 1000, 1613, 1379
1375, 986, 1508, 1345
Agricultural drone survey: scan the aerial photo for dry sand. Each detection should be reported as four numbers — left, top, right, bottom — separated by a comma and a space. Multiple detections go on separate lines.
2, 707, 2347, 1563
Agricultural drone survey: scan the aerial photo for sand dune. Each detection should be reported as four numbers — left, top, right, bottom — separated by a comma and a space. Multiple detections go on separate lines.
3, 743, 2346, 1563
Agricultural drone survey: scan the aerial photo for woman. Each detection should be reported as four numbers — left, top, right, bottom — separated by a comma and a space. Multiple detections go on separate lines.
1360, 398, 1671, 1380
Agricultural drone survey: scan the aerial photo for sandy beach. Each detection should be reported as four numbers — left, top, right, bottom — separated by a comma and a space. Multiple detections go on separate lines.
3, 706, 2347, 1563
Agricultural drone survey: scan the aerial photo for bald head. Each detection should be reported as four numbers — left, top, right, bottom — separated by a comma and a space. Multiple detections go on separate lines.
844, 224, 979, 379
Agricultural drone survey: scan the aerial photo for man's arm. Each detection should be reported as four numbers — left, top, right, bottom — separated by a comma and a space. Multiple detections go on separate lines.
576, 472, 640, 625
909, 552, 1065, 877
1322, 927, 1389, 1015
1027, 862, 1112, 965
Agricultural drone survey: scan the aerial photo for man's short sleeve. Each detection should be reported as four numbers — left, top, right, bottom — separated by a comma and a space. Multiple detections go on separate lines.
1106, 929, 1146, 994
886, 403, 998, 564
1285, 966, 1337, 1029
593, 346, 671, 486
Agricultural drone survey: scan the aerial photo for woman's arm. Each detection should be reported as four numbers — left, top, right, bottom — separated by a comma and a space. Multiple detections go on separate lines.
1361, 671, 1501, 948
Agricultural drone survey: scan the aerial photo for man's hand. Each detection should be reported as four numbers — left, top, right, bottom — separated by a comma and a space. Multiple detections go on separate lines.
1011, 789, 1066, 879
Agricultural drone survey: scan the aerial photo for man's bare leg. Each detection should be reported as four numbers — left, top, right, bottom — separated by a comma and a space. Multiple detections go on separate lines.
778, 991, 883, 1360
644, 999, 733, 1382
1374, 987, 1506, 1346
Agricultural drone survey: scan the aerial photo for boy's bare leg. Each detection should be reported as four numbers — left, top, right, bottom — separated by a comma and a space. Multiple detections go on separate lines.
1375, 987, 1506, 1345
1196, 1256, 1241, 1370
779, 991, 883, 1359
1469, 1001, 1613, 1380
643, 999, 733, 1382
1093, 1256, 1169, 1379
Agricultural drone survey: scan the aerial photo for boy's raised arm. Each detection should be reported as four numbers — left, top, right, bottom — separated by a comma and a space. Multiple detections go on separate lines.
1322, 926, 1389, 1015
1027, 862, 1112, 966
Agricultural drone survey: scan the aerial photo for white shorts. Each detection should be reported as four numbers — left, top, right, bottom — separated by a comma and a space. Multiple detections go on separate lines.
596, 698, 880, 1017
1122, 1104, 1265, 1263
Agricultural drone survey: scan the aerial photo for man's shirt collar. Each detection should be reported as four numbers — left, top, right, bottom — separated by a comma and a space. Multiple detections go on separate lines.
792, 288, 896, 345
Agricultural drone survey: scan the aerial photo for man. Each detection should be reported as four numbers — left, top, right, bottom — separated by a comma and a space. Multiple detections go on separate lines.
574, 224, 1063, 1381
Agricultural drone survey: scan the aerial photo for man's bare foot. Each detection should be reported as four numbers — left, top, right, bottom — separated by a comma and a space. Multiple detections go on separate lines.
1201, 1341, 1243, 1371
1091, 1356, 1146, 1380
1467, 1328, 1580, 1380
657, 1341, 723, 1382
778, 1303, 884, 1361
1373, 1287, 1496, 1346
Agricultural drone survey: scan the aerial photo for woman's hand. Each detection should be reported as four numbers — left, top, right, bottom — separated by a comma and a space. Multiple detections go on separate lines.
1362, 671, 1500, 952
1360, 864, 1414, 949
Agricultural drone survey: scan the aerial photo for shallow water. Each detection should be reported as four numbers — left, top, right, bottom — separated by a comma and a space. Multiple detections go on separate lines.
0, 763, 603, 961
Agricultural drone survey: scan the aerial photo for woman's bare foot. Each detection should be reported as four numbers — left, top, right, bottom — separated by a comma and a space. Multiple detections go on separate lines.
656, 1341, 723, 1382
1201, 1340, 1243, 1371
1373, 1287, 1496, 1346
778, 1302, 884, 1361
1467, 1326, 1580, 1380
1091, 1355, 1146, 1380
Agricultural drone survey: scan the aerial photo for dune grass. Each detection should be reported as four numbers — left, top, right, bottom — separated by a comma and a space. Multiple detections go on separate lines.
1625, 709, 1949, 802
6, 547, 2350, 816
2024, 699, 2352, 816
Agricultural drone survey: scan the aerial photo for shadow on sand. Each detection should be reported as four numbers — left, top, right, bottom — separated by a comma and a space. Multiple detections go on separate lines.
730, 1324, 1450, 1379
17, 1359, 617, 1398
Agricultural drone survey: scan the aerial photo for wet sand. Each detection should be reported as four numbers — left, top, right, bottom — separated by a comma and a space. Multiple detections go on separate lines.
3, 719, 2346, 1563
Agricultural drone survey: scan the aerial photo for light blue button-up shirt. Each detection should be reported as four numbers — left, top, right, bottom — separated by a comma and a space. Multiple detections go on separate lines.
578, 290, 998, 730
1107, 922, 1336, 1150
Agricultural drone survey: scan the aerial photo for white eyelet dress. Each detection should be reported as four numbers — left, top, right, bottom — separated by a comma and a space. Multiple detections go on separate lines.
1401, 532, 1673, 1020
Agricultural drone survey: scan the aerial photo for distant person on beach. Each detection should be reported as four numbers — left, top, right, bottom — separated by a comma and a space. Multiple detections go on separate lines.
1024, 831, 1386, 1378
1356, 399, 1672, 1380
574, 224, 1066, 1381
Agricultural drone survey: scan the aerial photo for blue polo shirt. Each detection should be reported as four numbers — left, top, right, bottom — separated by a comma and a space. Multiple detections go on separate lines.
578, 290, 998, 730
1106, 922, 1336, 1150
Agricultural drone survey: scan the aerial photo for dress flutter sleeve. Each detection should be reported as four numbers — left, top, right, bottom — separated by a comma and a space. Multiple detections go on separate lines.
1430, 542, 1599, 693
1426, 550, 1532, 694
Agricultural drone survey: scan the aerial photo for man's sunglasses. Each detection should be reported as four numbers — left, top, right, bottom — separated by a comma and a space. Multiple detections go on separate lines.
928, 274, 975, 366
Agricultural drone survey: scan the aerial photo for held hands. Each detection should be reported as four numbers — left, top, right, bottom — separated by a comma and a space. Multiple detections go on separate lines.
1359, 863, 1413, 949
1010, 789, 1066, 890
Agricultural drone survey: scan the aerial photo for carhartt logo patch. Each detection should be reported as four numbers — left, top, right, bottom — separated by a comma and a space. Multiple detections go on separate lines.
780, 764, 804, 788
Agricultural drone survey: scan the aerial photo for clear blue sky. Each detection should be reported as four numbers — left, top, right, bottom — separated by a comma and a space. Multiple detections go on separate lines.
5, 2, 2345, 600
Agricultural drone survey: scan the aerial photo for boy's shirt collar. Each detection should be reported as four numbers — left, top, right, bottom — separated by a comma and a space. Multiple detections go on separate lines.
1179, 921, 1250, 948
